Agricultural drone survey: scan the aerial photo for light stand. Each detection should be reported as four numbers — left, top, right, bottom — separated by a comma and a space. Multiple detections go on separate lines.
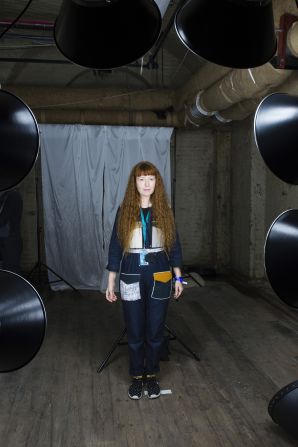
97, 324, 200, 374
27, 154, 78, 292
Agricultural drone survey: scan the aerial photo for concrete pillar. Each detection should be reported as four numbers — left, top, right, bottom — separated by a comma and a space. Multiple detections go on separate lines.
212, 129, 231, 273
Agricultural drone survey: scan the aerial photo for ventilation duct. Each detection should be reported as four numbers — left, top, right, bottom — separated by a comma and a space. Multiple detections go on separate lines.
183, 63, 291, 126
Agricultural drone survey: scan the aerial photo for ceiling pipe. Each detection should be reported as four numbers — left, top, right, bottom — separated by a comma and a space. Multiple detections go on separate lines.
174, 62, 232, 111
197, 63, 291, 114
287, 20, 298, 56
0, 57, 158, 69
181, 62, 292, 126
4, 85, 175, 112
213, 98, 261, 123
34, 108, 178, 127
278, 70, 298, 93
212, 71, 298, 125
208, 1, 298, 123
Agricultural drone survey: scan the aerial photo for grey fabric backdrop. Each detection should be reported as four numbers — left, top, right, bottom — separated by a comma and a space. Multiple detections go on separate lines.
40, 124, 173, 291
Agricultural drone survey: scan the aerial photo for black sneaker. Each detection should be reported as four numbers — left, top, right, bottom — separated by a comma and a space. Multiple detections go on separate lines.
128, 377, 143, 400
146, 375, 161, 399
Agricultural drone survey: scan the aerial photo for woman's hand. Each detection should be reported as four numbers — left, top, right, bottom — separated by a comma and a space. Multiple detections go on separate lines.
106, 285, 117, 302
173, 268, 184, 299
106, 271, 118, 302
174, 280, 183, 299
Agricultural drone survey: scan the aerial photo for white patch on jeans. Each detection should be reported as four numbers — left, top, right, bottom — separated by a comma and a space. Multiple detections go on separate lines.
120, 280, 141, 301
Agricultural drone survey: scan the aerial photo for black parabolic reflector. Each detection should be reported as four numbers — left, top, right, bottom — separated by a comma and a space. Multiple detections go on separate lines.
54, 0, 162, 69
254, 93, 298, 184
265, 209, 298, 308
0, 90, 39, 192
268, 381, 298, 439
175, 0, 276, 69
0, 270, 46, 373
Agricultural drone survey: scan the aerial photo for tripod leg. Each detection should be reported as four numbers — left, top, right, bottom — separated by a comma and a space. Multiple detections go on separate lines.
97, 327, 127, 373
165, 324, 200, 362
42, 263, 78, 292
27, 262, 39, 280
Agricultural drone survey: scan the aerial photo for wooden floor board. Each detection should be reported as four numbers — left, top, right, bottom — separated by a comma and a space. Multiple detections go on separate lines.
1, 281, 298, 446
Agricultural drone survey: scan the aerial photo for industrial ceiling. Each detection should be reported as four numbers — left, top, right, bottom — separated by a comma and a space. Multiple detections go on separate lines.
0, 0, 206, 89
1, 0, 298, 128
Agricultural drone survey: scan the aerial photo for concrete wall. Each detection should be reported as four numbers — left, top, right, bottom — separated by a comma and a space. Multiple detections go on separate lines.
229, 114, 298, 281
175, 128, 215, 267
230, 118, 252, 277
230, 116, 266, 280
265, 173, 298, 235
174, 128, 231, 272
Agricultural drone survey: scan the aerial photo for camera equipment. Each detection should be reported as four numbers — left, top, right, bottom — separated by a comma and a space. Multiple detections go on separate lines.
0, 89, 39, 192
0, 269, 46, 373
254, 92, 298, 184
268, 381, 298, 438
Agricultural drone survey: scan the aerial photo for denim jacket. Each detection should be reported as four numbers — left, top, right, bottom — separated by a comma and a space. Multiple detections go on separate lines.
106, 208, 183, 272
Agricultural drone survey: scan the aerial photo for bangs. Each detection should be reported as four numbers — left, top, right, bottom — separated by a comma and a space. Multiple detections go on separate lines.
134, 162, 156, 177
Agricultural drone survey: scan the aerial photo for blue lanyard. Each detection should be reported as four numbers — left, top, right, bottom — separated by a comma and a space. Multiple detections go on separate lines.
140, 208, 150, 246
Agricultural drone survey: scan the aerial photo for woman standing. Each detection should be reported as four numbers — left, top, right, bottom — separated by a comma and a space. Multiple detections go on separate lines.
106, 161, 183, 399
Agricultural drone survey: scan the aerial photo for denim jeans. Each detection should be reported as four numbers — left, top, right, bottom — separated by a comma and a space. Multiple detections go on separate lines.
120, 251, 172, 376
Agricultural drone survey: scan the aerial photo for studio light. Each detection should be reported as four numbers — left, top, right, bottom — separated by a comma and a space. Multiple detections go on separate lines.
0, 270, 46, 373
54, 0, 162, 69
264, 209, 298, 308
175, 0, 277, 69
269, 381, 298, 439
254, 93, 298, 185
0, 89, 39, 192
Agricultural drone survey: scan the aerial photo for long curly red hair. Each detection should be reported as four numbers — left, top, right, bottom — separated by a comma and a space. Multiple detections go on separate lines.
117, 161, 176, 252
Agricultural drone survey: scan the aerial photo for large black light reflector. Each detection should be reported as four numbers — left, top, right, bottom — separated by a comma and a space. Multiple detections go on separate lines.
254, 93, 298, 185
269, 381, 298, 439
0, 90, 39, 192
0, 270, 46, 373
54, 0, 162, 69
175, 0, 276, 69
265, 209, 298, 308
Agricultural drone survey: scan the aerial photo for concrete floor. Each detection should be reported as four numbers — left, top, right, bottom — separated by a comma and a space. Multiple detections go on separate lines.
0, 279, 298, 447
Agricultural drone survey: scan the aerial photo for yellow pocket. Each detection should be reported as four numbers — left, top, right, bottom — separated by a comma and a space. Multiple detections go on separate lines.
153, 271, 172, 283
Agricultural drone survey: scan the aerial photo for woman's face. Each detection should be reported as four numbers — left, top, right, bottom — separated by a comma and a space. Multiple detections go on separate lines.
136, 174, 156, 198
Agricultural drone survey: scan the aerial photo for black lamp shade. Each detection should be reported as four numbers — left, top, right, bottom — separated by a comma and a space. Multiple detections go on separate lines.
0, 90, 39, 192
254, 93, 298, 185
0, 270, 46, 373
264, 209, 298, 308
54, 0, 162, 69
175, 0, 277, 69
269, 381, 298, 439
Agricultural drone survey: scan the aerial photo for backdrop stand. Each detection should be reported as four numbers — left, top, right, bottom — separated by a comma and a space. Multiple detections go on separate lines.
27, 154, 78, 292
